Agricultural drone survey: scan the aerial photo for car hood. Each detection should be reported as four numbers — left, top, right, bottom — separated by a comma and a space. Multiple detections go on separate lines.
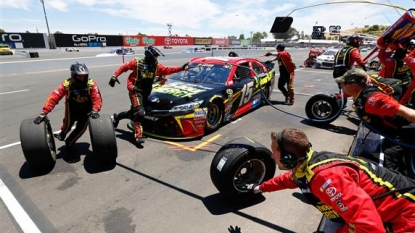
146, 80, 219, 111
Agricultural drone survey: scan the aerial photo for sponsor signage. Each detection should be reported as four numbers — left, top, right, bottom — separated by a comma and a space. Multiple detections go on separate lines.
54, 34, 123, 47
122, 36, 194, 47
229, 39, 241, 45
212, 38, 229, 46
0, 33, 46, 48
194, 37, 213, 45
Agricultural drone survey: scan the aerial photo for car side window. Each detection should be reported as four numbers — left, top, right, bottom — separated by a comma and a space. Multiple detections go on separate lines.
252, 62, 265, 75
235, 62, 252, 80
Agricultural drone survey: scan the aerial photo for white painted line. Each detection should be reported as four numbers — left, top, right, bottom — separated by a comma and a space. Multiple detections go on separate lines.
0, 179, 42, 233
0, 89, 29, 95
0, 142, 21, 150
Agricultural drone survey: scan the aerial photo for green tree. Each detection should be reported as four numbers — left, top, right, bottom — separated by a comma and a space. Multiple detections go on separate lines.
272, 27, 299, 41
252, 31, 268, 43
0, 28, 5, 33
228, 35, 237, 39
239, 34, 245, 40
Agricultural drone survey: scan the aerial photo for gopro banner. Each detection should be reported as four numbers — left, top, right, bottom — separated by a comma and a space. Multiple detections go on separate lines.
54, 34, 123, 47
0, 33, 47, 48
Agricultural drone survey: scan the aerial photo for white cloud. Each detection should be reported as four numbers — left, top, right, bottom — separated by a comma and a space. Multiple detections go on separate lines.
2, 0, 32, 10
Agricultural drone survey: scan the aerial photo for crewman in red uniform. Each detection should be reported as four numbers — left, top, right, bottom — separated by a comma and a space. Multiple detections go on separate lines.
34, 62, 102, 150
264, 44, 296, 105
108, 46, 189, 146
247, 128, 415, 233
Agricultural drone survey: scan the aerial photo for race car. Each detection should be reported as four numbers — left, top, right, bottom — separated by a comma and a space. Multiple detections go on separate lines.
141, 56, 275, 139
313, 49, 338, 69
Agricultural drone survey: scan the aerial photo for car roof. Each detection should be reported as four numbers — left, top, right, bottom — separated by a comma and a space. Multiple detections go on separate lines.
190, 56, 254, 65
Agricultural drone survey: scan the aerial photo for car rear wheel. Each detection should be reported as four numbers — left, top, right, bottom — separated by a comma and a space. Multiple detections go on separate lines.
205, 101, 223, 133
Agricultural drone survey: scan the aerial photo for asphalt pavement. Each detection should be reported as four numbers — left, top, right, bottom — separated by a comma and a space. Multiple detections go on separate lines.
0, 48, 359, 233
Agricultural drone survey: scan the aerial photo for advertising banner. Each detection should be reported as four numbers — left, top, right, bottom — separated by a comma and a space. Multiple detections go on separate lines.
229, 39, 241, 45
0, 33, 46, 48
54, 34, 123, 47
212, 38, 229, 46
194, 37, 213, 45
122, 36, 194, 47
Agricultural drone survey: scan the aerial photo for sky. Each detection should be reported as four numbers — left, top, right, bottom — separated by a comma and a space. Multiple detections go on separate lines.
1, 0, 414, 39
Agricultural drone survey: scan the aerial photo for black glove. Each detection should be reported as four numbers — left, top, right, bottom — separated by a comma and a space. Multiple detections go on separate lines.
109, 75, 120, 87
264, 52, 272, 57
265, 60, 273, 64
181, 62, 189, 71
33, 112, 47, 124
88, 110, 100, 119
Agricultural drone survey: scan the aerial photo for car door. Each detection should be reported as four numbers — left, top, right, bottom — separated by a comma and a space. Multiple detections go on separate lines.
228, 61, 257, 117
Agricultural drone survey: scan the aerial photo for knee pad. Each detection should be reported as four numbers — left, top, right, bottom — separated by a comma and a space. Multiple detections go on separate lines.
133, 107, 145, 121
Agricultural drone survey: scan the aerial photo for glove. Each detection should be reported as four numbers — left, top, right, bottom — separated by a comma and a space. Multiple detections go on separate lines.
33, 112, 47, 124
264, 52, 272, 57
181, 62, 189, 71
265, 60, 273, 64
239, 183, 260, 193
88, 110, 100, 119
109, 75, 120, 87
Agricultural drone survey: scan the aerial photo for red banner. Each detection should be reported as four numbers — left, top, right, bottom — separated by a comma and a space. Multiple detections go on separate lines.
122, 36, 194, 47
212, 38, 229, 46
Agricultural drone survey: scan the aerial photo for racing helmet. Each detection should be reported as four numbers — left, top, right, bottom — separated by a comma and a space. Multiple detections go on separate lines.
228, 51, 239, 57
70, 62, 89, 79
409, 39, 415, 49
346, 35, 361, 48
392, 48, 407, 60
144, 46, 165, 61
276, 44, 285, 51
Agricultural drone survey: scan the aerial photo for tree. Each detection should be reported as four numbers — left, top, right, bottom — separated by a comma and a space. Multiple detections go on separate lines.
252, 32, 267, 43
239, 34, 245, 40
54, 31, 63, 34
0, 29, 5, 33
272, 27, 299, 41
228, 35, 237, 40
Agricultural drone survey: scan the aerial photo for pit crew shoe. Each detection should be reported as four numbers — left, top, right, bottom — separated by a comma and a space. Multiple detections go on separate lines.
136, 137, 145, 146
112, 113, 120, 128
54, 132, 66, 141
284, 97, 290, 104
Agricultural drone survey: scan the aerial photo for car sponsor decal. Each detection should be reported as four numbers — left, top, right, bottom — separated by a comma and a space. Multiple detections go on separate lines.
154, 83, 206, 98
320, 179, 332, 192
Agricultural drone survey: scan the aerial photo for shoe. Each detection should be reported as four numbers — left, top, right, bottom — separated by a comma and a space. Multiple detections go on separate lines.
284, 97, 290, 104
112, 113, 119, 128
54, 132, 66, 141
136, 137, 145, 145
287, 101, 294, 105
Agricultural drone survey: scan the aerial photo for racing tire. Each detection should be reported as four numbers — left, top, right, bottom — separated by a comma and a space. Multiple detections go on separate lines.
88, 114, 118, 164
205, 101, 224, 133
20, 118, 56, 170
210, 137, 276, 202
369, 61, 380, 70
305, 93, 341, 124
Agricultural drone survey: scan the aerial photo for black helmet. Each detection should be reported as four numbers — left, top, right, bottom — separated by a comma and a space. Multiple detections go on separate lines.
392, 48, 407, 60
70, 62, 89, 79
228, 51, 238, 57
347, 35, 361, 48
276, 44, 285, 51
144, 46, 165, 60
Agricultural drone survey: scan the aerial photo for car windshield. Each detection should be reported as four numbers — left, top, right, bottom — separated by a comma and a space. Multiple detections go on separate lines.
323, 50, 337, 56
169, 63, 231, 84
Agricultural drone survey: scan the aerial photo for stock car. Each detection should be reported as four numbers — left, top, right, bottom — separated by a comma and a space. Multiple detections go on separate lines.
140, 56, 275, 139
313, 49, 338, 69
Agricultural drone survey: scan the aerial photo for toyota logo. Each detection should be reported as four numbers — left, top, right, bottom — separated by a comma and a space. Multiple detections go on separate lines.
165, 37, 171, 45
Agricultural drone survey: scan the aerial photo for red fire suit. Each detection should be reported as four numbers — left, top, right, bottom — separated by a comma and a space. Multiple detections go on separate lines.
269, 51, 295, 102
42, 78, 102, 146
400, 49, 415, 106
112, 58, 182, 139
259, 150, 415, 233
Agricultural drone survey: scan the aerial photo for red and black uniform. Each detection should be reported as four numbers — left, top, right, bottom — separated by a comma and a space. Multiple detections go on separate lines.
112, 58, 182, 139
42, 78, 102, 146
400, 49, 415, 107
276, 51, 295, 102
259, 149, 415, 233
333, 45, 365, 78
354, 83, 412, 173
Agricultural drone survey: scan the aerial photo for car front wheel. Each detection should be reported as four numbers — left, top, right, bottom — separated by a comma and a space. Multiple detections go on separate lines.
205, 101, 223, 133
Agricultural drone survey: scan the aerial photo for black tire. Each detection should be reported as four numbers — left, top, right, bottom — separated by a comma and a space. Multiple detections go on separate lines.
305, 94, 341, 124
20, 118, 56, 170
370, 61, 380, 70
89, 114, 118, 164
205, 101, 223, 133
210, 137, 276, 202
